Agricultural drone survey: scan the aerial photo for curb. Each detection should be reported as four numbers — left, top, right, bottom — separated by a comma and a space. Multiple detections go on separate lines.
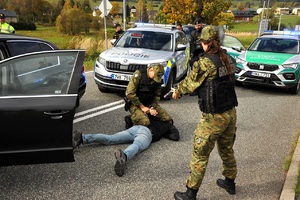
280, 135, 300, 200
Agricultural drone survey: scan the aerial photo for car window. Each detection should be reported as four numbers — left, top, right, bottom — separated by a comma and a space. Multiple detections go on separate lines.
116, 30, 173, 51
0, 52, 76, 96
175, 32, 187, 47
249, 38, 299, 54
223, 35, 245, 50
7, 41, 55, 56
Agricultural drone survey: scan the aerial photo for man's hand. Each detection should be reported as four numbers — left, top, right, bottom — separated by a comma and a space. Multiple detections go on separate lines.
172, 88, 180, 100
141, 106, 150, 114
149, 107, 158, 116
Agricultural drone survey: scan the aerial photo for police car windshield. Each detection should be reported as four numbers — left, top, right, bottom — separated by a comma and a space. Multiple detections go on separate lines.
115, 31, 173, 52
248, 38, 299, 54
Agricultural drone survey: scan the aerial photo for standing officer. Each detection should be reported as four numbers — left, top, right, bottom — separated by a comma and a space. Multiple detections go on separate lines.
113, 23, 124, 40
0, 13, 15, 34
125, 64, 173, 127
172, 25, 238, 200
189, 18, 204, 66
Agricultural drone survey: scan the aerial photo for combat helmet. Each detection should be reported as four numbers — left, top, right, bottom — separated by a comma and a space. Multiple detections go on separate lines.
199, 25, 219, 42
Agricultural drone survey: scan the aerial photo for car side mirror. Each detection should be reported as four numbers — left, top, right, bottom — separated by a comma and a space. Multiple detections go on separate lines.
232, 46, 245, 52
176, 44, 186, 51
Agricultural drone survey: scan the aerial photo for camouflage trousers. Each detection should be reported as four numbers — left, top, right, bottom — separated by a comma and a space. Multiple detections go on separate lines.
186, 107, 237, 190
129, 104, 173, 126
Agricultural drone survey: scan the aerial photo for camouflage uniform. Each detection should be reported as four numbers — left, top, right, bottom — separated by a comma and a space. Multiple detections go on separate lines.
126, 65, 173, 126
174, 26, 238, 191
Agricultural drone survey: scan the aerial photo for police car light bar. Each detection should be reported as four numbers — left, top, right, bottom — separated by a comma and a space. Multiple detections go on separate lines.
134, 23, 176, 30
263, 30, 300, 36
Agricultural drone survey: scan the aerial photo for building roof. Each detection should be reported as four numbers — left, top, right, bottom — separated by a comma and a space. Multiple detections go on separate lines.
0, 9, 17, 18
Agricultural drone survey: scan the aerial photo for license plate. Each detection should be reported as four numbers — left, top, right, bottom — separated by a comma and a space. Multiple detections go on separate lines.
251, 71, 271, 78
111, 74, 131, 81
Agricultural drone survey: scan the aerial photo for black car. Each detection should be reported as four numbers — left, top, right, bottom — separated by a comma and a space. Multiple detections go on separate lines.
0, 33, 86, 106
0, 50, 85, 166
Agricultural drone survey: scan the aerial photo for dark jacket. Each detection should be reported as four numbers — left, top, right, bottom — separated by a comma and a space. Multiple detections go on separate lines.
148, 119, 180, 142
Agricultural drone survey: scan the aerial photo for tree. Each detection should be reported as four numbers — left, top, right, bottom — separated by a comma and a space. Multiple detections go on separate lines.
56, 0, 91, 35
236, 2, 246, 11
161, 0, 232, 25
32, 0, 54, 23
161, 0, 196, 24
136, 0, 148, 22
110, 2, 121, 16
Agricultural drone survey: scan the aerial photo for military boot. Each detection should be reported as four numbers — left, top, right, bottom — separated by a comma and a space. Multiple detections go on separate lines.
124, 115, 133, 129
174, 187, 198, 200
216, 177, 236, 195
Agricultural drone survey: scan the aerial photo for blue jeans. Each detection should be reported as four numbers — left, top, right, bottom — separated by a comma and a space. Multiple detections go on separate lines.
82, 125, 152, 160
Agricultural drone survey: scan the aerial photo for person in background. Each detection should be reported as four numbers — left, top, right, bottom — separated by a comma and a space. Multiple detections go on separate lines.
172, 25, 238, 200
189, 18, 204, 66
0, 13, 15, 34
113, 23, 124, 40
73, 118, 180, 177
176, 22, 185, 34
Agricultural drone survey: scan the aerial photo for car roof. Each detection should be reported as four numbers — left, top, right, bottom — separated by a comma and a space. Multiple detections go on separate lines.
260, 31, 300, 40
129, 23, 179, 33
0, 33, 55, 43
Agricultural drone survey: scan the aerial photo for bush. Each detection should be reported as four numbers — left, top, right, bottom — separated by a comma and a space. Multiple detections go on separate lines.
11, 22, 36, 30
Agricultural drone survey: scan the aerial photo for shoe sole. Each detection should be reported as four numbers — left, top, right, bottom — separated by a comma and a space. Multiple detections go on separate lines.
114, 152, 125, 177
217, 180, 236, 195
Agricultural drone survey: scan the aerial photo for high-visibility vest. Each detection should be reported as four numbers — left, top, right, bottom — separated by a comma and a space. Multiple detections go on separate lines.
0, 22, 15, 34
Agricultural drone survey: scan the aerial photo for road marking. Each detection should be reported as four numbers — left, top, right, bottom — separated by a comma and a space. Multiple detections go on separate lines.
74, 100, 124, 123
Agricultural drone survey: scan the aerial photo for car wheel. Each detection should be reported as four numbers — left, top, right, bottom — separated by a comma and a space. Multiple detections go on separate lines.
98, 85, 110, 93
235, 80, 243, 87
287, 79, 299, 94
161, 70, 174, 100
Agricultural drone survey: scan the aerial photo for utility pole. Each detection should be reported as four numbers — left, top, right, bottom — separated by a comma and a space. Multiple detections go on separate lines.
123, 0, 126, 31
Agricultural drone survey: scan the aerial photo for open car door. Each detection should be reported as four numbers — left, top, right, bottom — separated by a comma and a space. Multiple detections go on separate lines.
0, 50, 85, 166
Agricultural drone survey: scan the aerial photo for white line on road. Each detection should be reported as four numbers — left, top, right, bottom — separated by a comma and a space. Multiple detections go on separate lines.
74, 100, 125, 124
75, 100, 124, 117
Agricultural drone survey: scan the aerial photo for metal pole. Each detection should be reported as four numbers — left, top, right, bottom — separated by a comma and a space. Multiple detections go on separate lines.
278, 14, 282, 31
103, 0, 108, 49
123, 0, 126, 31
265, 0, 270, 29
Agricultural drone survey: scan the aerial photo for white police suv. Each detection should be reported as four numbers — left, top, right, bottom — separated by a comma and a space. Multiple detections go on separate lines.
235, 30, 300, 94
94, 23, 190, 98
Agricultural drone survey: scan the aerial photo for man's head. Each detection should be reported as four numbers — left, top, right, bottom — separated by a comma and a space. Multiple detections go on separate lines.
149, 64, 164, 83
194, 18, 203, 30
0, 13, 5, 23
176, 22, 183, 31
199, 25, 219, 42
114, 23, 121, 31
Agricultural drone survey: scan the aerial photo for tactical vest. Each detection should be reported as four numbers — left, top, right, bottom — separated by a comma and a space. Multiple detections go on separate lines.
137, 68, 161, 107
197, 54, 238, 113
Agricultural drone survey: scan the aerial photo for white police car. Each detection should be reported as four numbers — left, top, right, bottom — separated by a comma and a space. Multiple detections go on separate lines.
235, 30, 300, 94
94, 23, 190, 98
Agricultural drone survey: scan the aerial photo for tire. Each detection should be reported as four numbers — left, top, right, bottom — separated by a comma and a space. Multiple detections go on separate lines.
97, 85, 110, 93
287, 79, 299, 94
161, 70, 174, 100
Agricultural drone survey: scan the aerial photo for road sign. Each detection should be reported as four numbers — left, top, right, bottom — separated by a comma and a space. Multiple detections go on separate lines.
99, 0, 112, 17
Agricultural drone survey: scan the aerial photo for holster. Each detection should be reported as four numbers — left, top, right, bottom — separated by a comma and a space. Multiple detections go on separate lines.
124, 97, 132, 111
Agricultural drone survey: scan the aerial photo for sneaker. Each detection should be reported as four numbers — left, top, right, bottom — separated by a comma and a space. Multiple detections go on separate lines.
73, 131, 83, 149
216, 178, 236, 195
114, 149, 127, 177
125, 115, 133, 129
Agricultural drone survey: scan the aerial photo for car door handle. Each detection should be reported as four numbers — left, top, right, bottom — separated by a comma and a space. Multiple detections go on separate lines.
44, 110, 70, 119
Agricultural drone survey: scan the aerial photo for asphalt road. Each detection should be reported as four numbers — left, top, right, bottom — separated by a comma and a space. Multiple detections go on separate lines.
1, 72, 300, 200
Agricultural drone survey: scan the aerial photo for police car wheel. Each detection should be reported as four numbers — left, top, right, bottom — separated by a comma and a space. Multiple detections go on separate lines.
98, 85, 110, 93
287, 79, 299, 94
